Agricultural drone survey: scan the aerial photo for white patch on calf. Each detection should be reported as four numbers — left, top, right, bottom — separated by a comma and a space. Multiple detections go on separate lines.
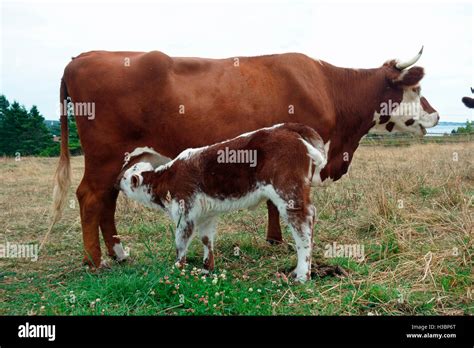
113, 243, 129, 261
312, 140, 332, 186
154, 124, 286, 173
156, 147, 207, 172
122, 146, 161, 168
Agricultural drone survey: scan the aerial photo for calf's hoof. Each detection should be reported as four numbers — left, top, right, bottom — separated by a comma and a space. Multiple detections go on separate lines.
111, 243, 130, 263
82, 255, 102, 269
174, 258, 187, 269
289, 270, 310, 283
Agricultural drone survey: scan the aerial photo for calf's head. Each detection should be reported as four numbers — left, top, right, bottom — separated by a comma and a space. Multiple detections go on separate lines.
116, 147, 171, 205
372, 47, 440, 135
118, 162, 159, 210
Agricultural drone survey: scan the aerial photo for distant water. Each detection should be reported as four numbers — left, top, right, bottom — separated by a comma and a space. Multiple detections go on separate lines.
427, 122, 467, 135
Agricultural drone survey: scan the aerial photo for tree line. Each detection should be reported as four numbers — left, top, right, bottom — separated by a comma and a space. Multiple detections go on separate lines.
0, 95, 81, 157
0, 94, 471, 157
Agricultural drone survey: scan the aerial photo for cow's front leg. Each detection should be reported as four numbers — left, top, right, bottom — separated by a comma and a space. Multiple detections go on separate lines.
266, 200, 283, 244
99, 188, 128, 262
197, 218, 217, 273
175, 221, 195, 268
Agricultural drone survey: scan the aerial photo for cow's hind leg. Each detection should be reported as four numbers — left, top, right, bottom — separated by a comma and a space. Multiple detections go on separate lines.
76, 179, 104, 268
198, 218, 217, 273
99, 189, 128, 262
266, 200, 283, 244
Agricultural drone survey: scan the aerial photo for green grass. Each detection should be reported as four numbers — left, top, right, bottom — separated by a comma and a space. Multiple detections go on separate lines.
1, 218, 471, 316
1, 143, 472, 316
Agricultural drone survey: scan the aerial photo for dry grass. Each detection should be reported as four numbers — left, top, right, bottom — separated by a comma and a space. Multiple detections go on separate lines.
0, 142, 472, 315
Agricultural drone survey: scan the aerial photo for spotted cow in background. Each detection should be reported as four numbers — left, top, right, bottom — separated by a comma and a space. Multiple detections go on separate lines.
462, 87, 474, 108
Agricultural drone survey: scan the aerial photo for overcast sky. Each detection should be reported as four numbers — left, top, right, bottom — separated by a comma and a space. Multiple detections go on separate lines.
1, 0, 472, 122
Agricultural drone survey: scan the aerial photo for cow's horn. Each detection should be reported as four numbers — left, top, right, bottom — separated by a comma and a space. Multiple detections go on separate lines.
395, 46, 424, 70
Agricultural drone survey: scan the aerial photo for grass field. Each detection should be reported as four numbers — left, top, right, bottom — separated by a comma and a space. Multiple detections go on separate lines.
0, 142, 472, 315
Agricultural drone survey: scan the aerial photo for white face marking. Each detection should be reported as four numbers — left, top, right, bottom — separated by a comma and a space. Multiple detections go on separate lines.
120, 162, 161, 209
371, 87, 439, 135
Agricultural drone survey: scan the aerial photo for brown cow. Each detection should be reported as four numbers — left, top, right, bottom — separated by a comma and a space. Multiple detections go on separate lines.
117, 123, 326, 282
48, 48, 439, 268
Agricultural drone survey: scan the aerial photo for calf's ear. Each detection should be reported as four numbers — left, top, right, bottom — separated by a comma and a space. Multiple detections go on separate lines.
131, 174, 141, 189
392, 66, 425, 87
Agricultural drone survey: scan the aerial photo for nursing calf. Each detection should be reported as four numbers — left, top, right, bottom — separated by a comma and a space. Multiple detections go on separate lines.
117, 123, 327, 282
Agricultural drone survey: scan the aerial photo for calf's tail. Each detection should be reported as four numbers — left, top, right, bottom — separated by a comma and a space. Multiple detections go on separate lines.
283, 123, 328, 186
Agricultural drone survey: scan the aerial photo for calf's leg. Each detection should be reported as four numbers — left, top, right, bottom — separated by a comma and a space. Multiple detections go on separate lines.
284, 204, 315, 283
198, 218, 217, 273
175, 221, 195, 268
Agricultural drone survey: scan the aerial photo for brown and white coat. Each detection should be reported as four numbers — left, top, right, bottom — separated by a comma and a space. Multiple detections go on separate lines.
117, 123, 327, 282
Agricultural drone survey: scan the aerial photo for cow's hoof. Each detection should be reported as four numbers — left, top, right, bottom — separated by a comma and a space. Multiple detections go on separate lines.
82, 256, 102, 269
99, 259, 112, 270
267, 238, 283, 245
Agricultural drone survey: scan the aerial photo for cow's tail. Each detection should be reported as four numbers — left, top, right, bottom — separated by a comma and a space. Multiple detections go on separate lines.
40, 78, 72, 250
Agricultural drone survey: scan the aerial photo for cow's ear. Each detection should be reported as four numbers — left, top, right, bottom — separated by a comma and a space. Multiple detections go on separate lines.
131, 174, 141, 188
392, 66, 425, 87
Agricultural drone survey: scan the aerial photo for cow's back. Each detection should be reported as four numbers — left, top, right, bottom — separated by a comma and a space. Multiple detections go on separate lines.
62, 51, 336, 167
